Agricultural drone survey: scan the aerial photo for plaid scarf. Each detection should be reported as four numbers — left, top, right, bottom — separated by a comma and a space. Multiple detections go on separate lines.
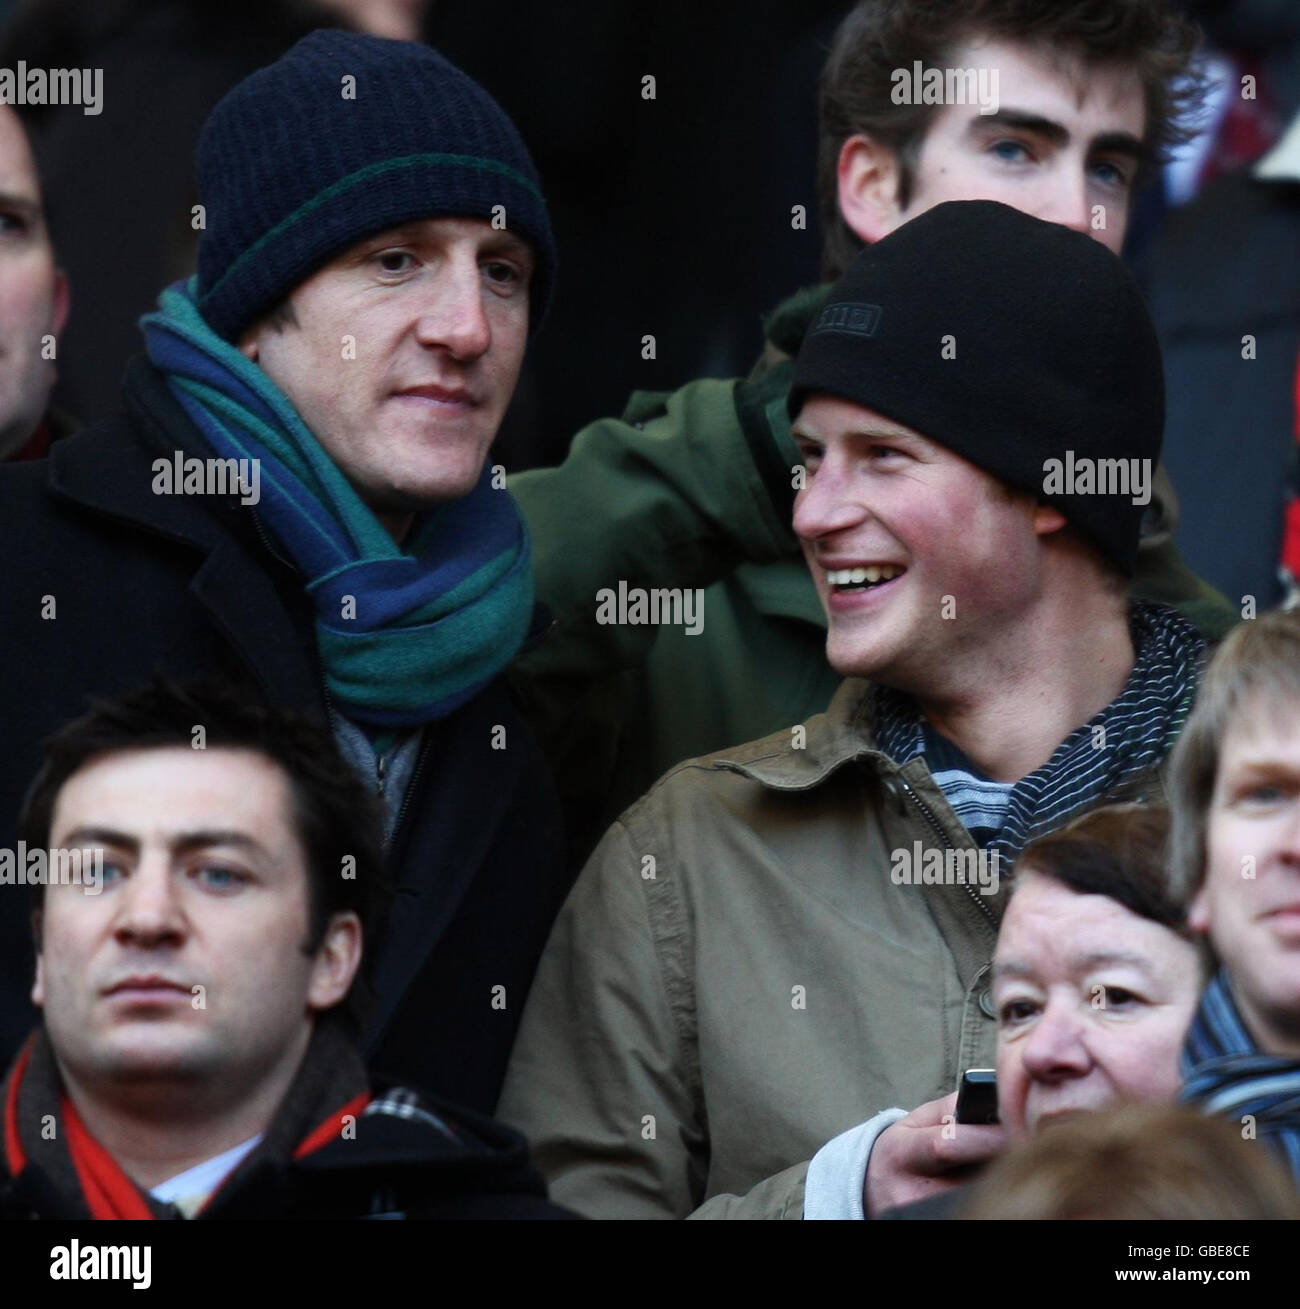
1181, 970, 1300, 1183
2, 1021, 370, 1219
872, 601, 1206, 864
141, 279, 535, 733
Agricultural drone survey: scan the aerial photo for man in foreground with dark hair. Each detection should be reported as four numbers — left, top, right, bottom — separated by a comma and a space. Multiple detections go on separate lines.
0, 678, 571, 1220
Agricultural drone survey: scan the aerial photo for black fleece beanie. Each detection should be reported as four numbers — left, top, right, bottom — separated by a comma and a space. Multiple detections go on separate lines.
789, 200, 1164, 576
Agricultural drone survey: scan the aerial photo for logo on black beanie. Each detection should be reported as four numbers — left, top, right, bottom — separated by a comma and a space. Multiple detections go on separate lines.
810, 302, 882, 340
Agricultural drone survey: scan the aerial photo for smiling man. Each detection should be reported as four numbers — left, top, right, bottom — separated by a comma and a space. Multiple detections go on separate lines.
499, 200, 1209, 1218
0, 31, 567, 1114
0, 678, 569, 1219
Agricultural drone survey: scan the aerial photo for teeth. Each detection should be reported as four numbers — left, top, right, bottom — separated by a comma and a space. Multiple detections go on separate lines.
826, 565, 902, 586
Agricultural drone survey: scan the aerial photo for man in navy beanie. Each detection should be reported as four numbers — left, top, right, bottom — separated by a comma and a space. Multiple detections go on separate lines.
501, 200, 1210, 1218
0, 30, 567, 1115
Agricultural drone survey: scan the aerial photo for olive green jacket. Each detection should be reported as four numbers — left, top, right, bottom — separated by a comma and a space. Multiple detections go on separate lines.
509, 286, 1238, 861
496, 672, 1181, 1219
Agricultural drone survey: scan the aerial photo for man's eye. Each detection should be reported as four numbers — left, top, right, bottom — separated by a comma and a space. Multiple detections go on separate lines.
193, 865, 246, 891
1243, 784, 1287, 805
99, 859, 126, 885
482, 260, 522, 287
1091, 160, 1132, 189
0, 211, 29, 235
374, 250, 415, 274
989, 139, 1033, 164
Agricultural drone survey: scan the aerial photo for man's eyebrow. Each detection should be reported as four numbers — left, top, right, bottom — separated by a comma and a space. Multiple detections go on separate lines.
968, 109, 1070, 148
1221, 756, 1300, 779
968, 110, 1146, 161
0, 190, 40, 217
58, 826, 138, 853
1087, 131, 1146, 161
56, 826, 267, 857
169, 829, 267, 857
482, 231, 535, 262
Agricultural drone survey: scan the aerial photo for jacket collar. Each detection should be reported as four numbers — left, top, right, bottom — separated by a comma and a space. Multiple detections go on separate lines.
46, 356, 321, 712
709, 678, 892, 790
47, 355, 252, 554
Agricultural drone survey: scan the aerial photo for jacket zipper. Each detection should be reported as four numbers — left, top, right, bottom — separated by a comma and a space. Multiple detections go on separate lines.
390, 733, 430, 848
893, 771, 997, 927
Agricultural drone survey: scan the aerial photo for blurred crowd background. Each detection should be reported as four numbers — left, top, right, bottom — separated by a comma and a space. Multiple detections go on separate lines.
1, 0, 1297, 605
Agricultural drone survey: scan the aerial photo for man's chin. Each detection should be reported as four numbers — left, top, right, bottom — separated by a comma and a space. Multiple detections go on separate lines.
825, 632, 903, 683
366, 464, 488, 512
94, 1036, 215, 1087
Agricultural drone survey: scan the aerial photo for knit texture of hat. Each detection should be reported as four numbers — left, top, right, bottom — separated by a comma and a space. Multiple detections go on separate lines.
196, 29, 555, 341
789, 200, 1164, 576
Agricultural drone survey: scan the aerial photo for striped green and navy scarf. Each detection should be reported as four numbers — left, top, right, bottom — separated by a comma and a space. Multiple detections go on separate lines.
141, 279, 534, 731
1181, 970, 1300, 1184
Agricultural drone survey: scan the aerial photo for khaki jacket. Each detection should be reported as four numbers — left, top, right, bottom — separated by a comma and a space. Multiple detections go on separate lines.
497, 678, 1012, 1219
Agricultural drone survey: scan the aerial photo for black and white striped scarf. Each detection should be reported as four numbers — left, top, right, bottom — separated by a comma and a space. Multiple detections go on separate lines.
1181, 970, 1300, 1183
872, 601, 1206, 864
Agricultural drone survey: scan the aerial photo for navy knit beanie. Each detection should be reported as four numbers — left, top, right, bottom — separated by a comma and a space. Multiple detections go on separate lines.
789, 201, 1164, 577
196, 30, 555, 341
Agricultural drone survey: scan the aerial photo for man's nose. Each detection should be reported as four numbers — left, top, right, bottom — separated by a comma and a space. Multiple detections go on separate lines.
1034, 168, 1092, 239
792, 455, 869, 543
412, 257, 491, 361
1020, 1000, 1091, 1080
113, 856, 185, 945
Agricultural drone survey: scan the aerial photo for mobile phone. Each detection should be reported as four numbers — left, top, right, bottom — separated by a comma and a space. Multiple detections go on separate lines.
954, 1068, 998, 1124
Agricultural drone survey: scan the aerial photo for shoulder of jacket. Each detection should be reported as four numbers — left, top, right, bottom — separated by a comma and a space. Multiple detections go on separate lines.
622, 679, 882, 821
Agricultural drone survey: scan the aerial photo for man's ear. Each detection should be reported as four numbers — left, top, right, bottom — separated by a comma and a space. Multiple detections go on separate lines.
31, 914, 44, 1008
307, 911, 362, 1012
1032, 501, 1069, 537
237, 325, 260, 363
1187, 882, 1211, 936
837, 133, 905, 245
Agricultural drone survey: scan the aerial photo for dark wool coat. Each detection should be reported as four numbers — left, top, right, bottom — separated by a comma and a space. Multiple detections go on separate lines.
0, 356, 569, 1114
